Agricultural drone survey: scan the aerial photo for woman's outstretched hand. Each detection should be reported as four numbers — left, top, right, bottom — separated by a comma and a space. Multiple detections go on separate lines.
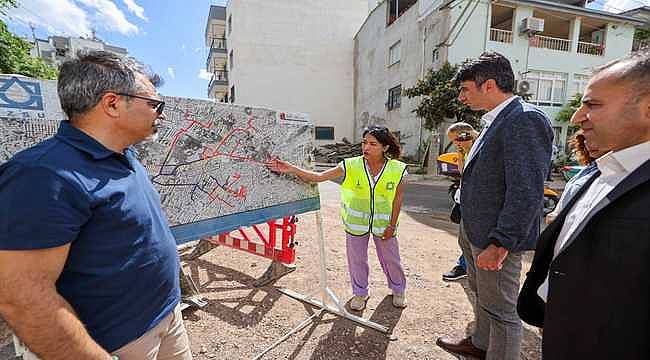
267, 158, 295, 174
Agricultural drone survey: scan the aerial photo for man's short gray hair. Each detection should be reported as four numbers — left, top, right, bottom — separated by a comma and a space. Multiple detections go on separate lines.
57, 50, 162, 120
594, 49, 650, 101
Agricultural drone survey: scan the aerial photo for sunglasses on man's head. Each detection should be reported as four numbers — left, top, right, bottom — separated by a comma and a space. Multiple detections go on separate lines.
455, 132, 473, 141
115, 92, 165, 115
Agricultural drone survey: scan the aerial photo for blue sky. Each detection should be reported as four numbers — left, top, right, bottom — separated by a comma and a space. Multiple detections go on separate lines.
1, 0, 648, 100
2, 0, 228, 99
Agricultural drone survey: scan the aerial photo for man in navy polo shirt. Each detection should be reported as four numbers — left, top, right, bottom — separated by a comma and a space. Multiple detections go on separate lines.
0, 51, 191, 359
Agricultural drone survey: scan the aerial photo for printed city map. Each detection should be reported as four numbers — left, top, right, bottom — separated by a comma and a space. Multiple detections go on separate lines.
0, 75, 320, 244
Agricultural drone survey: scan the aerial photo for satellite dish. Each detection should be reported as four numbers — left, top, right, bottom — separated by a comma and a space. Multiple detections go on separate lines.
518, 80, 530, 94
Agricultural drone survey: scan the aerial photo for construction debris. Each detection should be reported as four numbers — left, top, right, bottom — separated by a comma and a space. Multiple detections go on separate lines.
312, 139, 361, 164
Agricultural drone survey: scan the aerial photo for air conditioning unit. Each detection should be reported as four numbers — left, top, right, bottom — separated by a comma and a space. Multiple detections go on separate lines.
520, 17, 544, 34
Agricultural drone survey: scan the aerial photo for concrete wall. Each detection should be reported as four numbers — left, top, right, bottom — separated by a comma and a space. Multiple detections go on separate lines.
225, 0, 368, 144
354, 1, 437, 157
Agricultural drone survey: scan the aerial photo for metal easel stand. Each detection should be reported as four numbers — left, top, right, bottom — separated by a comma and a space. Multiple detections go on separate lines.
252, 211, 389, 360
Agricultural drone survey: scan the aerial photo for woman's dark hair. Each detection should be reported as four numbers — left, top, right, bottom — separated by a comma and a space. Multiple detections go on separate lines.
571, 131, 594, 166
362, 125, 402, 159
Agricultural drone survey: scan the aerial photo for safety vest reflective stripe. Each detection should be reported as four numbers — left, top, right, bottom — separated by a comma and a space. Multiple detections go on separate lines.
342, 204, 371, 219
373, 213, 391, 221
343, 221, 372, 233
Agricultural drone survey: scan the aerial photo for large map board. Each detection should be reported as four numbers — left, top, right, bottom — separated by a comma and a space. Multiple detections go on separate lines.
0, 75, 320, 244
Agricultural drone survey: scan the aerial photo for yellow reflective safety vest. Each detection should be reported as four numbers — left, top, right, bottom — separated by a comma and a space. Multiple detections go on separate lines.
340, 156, 407, 236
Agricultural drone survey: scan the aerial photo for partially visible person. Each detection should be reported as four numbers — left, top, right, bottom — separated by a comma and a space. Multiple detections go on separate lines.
546, 143, 559, 181
441, 122, 479, 282
518, 50, 650, 359
0, 51, 191, 360
544, 130, 608, 224
436, 52, 553, 360
268, 125, 408, 310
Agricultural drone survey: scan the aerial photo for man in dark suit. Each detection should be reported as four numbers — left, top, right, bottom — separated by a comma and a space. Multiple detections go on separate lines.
436, 52, 553, 360
518, 51, 650, 359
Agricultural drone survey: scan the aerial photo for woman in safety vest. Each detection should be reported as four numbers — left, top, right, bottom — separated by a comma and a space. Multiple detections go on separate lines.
268, 125, 408, 311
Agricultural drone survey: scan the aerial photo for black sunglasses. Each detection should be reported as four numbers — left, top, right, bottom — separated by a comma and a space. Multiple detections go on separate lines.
115, 92, 165, 115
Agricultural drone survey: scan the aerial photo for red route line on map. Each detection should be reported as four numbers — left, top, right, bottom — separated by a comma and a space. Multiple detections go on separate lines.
165, 112, 263, 208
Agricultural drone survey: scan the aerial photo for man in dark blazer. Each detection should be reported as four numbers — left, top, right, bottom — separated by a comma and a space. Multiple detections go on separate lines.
436, 52, 553, 359
518, 51, 650, 359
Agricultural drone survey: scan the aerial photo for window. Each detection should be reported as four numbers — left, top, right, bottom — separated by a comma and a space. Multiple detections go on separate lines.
389, 41, 401, 66
228, 14, 232, 35
230, 85, 235, 103
387, 0, 416, 26
387, 85, 402, 110
432, 48, 440, 63
229, 50, 233, 70
524, 71, 567, 107
315, 126, 335, 140
570, 74, 589, 99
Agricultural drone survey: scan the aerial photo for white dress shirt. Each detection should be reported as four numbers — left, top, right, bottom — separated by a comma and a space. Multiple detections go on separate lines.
537, 140, 650, 301
464, 95, 518, 168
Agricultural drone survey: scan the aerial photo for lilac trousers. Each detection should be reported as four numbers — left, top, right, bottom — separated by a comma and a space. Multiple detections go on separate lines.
345, 232, 406, 297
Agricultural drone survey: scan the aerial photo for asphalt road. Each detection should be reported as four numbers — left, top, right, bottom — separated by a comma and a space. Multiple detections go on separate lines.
401, 182, 452, 216
320, 179, 453, 217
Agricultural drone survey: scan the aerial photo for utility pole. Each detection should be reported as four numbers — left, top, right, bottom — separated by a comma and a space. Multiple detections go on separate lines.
30, 22, 40, 58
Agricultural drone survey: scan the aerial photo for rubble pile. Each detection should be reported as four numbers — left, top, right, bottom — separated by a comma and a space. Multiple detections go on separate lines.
312, 139, 361, 164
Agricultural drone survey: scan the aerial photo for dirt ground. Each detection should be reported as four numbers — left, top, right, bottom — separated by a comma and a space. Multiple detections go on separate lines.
180, 181, 542, 360
0, 180, 542, 359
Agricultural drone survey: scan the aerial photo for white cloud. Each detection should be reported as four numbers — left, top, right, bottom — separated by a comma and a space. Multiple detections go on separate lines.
75, 0, 139, 35
198, 69, 212, 80
122, 0, 148, 21
6, 0, 140, 36
167, 67, 176, 79
8, 0, 92, 37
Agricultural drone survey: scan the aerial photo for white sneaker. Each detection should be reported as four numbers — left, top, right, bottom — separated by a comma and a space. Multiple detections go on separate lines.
349, 295, 369, 311
392, 292, 407, 308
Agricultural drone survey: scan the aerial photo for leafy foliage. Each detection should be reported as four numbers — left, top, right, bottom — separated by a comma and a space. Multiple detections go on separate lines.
0, 0, 16, 15
0, 20, 58, 79
555, 92, 582, 124
634, 27, 650, 41
403, 62, 482, 130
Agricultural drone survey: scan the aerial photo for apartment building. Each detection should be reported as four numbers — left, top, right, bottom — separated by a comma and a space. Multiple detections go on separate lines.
30, 35, 127, 66
354, 0, 644, 156
205, 5, 228, 102
204, 1, 370, 144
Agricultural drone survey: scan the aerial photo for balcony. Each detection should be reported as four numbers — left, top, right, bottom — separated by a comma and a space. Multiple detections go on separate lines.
206, 37, 227, 73
577, 41, 604, 56
529, 35, 571, 52
204, 5, 226, 46
208, 70, 228, 99
490, 29, 513, 43
488, 5, 608, 57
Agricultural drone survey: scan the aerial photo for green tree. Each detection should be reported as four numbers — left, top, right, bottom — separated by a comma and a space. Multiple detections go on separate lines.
555, 92, 582, 125
403, 62, 482, 130
0, 0, 58, 79
0, 0, 16, 15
